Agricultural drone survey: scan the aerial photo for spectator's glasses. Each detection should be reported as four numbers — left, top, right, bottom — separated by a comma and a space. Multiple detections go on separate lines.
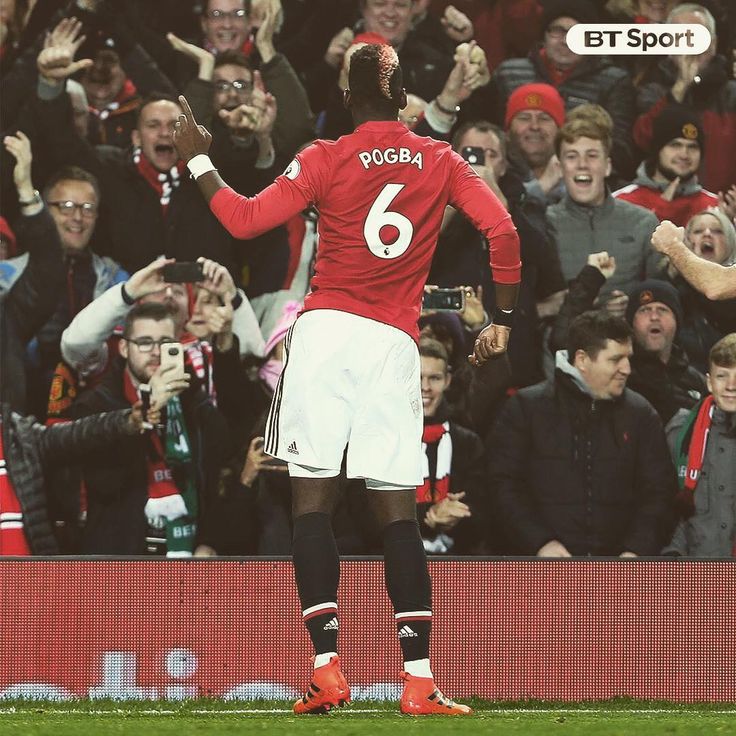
206, 8, 247, 21
214, 79, 253, 93
126, 337, 177, 353
48, 200, 98, 218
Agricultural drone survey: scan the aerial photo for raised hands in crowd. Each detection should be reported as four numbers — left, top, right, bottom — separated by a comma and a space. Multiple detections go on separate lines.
37, 17, 92, 86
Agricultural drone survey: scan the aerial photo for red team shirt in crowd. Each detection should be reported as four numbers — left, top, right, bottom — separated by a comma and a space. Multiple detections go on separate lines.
211, 120, 521, 340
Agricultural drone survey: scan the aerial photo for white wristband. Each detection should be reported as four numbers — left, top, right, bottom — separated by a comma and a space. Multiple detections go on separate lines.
187, 154, 216, 179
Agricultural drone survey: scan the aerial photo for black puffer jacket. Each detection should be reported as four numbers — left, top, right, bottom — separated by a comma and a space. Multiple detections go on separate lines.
0, 402, 136, 554
488, 360, 676, 556
490, 47, 637, 181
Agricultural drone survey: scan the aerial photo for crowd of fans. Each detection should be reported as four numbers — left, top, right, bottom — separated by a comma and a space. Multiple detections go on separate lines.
0, 0, 734, 558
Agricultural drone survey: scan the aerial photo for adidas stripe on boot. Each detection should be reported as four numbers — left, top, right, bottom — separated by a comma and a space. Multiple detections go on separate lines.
293, 655, 351, 714
399, 671, 472, 716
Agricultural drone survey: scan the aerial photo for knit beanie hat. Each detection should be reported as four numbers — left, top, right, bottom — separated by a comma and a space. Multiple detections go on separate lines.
505, 83, 566, 129
626, 279, 684, 326
651, 105, 704, 156
541, 0, 599, 29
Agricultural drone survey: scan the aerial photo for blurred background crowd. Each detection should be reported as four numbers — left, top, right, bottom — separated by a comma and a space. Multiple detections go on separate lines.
0, 0, 734, 558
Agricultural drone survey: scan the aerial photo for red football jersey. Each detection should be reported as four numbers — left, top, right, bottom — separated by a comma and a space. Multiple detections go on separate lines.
211, 120, 520, 340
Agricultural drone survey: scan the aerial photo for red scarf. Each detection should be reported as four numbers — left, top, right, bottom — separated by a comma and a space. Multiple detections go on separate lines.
416, 422, 452, 504
133, 149, 186, 214
123, 371, 181, 504
683, 395, 715, 492
539, 48, 577, 87
0, 422, 32, 556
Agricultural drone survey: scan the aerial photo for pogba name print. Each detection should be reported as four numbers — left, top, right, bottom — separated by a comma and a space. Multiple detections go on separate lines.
357, 147, 423, 171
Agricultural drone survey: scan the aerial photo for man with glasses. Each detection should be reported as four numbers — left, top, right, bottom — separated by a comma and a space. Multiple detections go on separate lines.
489, 0, 636, 183
70, 301, 233, 556
2, 163, 127, 420
201, 0, 250, 55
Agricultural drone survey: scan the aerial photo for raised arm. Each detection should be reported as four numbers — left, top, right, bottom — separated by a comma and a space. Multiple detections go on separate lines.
449, 155, 521, 364
173, 95, 311, 238
652, 220, 736, 300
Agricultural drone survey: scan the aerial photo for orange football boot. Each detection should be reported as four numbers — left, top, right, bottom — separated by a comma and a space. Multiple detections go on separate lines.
293, 655, 351, 714
399, 671, 473, 716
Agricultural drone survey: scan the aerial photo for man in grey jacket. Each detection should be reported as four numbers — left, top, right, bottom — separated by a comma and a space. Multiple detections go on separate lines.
546, 109, 661, 318
664, 333, 736, 557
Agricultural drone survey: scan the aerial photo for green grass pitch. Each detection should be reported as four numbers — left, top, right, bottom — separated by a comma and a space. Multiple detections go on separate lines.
2, 700, 736, 736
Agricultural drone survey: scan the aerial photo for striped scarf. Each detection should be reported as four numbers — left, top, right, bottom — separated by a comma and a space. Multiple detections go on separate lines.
416, 421, 452, 504
133, 148, 186, 213
0, 421, 31, 555
674, 395, 715, 517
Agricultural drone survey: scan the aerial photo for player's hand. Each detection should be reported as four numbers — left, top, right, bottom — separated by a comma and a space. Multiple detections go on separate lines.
468, 323, 511, 365
173, 95, 213, 162
651, 220, 685, 255
586, 251, 616, 279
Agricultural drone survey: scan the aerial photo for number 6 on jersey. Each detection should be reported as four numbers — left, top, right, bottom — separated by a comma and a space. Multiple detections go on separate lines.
363, 183, 414, 259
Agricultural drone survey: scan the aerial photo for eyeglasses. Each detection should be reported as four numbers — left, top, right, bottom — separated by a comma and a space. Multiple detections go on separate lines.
546, 24, 574, 38
213, 79, 253, 93
126, 337, 177, 353
206, 8, 247, 21
47, 201, 98, 218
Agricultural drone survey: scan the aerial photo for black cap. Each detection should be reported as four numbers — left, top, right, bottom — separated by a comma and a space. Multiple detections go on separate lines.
626, 279, 684, 327
651, 104, 705, 155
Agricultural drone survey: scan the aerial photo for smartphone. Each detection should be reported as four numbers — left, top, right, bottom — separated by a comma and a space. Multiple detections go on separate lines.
162, 262, 204, 283
461, 146, 486, 166
159, 341, 185, 375
139, 384, 154, 431
422, 288, 465, 312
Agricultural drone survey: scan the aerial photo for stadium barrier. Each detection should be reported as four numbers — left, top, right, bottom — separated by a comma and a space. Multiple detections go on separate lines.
1, 558, 734, 702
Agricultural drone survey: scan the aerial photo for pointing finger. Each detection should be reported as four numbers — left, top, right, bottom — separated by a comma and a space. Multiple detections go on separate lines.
178, 95, 197, 126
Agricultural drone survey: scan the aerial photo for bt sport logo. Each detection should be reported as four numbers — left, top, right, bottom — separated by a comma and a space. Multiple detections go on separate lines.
566, 24, 711, 55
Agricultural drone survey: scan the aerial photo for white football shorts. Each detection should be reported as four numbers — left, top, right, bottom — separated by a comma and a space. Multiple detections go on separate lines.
264, 309, 423, 487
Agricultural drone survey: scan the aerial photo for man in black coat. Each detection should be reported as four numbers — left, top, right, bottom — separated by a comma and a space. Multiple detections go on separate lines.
489, 310, 676, 556
0, 132, 64, 413
70, 302, 233, 556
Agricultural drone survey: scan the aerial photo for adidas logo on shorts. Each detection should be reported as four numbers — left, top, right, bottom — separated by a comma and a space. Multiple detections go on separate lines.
323, 617, 339, 631
287, 441, 299, 455
398, 625, 418, 638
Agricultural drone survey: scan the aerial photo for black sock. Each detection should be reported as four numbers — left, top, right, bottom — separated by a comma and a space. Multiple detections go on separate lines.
383, 519, 432, 663
292, 511, 340, 655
